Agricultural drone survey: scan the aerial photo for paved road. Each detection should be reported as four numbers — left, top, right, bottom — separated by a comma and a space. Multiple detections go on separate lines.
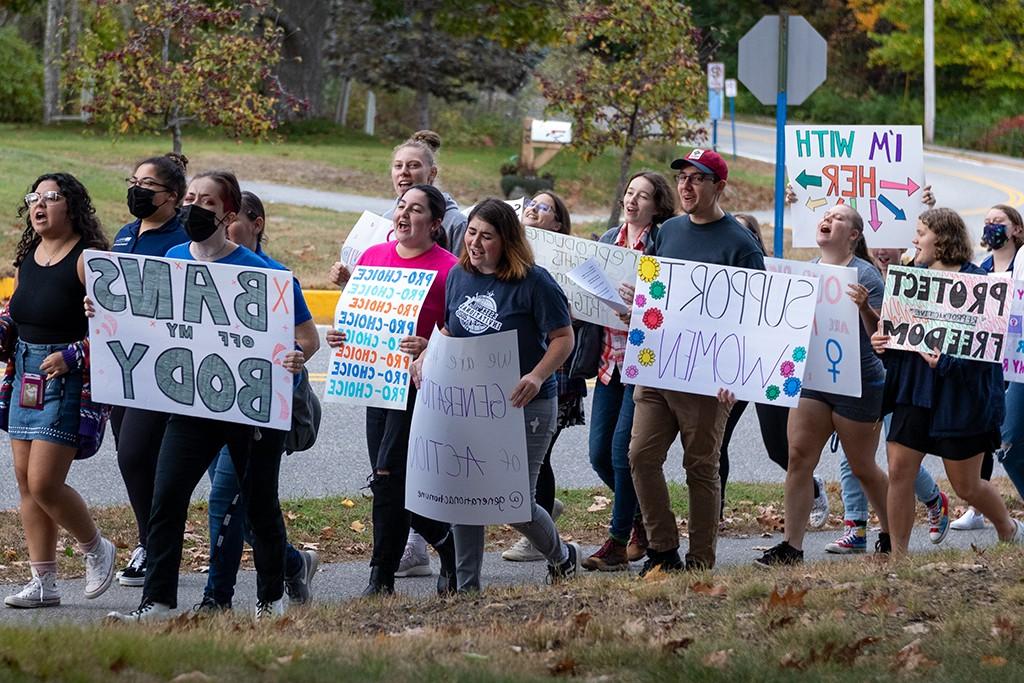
0, 525, 996, 625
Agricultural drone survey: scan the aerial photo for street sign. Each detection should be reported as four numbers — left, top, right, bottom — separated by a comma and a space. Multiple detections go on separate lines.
738, 15, 826, 106
724, 78, 737, 98
708, 89, 723, 121
530, 119, 572, 143
707, 62, 725, 91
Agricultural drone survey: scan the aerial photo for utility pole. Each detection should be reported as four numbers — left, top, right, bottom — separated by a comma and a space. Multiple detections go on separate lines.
924, 0, 935, 144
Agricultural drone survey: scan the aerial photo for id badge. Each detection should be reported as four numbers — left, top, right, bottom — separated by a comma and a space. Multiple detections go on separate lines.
19, 373, 45, 410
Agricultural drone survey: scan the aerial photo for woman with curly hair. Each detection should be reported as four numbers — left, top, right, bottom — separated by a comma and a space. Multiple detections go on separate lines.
2, 173, 115, 609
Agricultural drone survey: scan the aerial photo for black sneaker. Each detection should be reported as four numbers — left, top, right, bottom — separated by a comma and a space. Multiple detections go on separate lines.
638, 548, 684, 577
191, 594, 231, 617
117, 545, 146, 588
546, 542, 581, 583
754, 541, 804, 568
874, 532, 892, 555
284, 549, 319, 605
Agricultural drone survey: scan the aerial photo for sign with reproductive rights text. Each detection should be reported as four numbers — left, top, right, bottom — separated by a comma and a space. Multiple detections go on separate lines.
881, 265, 1010, 363
623, 256, 818, 407
786, 125, 926, 249
405, 330, 530, 525
84, 250, 295, 430
525, 227, 638, 330
1002, 281, 1024, 382
324, 265, 435, 410
766, 258, 862, 397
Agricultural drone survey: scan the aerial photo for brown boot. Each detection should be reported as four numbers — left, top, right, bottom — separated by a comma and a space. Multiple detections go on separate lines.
582, 538, 629, 571
626, 517, 648, 562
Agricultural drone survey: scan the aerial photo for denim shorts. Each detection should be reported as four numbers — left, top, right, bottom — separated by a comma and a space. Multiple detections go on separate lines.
8, 341, 82, 447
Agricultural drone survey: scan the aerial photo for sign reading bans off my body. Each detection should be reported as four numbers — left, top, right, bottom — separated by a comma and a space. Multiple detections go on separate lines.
84, 250, 296, 430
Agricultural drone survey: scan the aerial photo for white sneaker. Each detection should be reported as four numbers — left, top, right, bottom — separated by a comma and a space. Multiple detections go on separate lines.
255, 599, 285, 621
107, 600, 174, 622
951, 507, 986, 530
84, 537, 116, 599
808, 476, 829, 529
501, 535, 545, 562
1007, 519, 1024, 545
394, 543, 432, 577
4, 573, 60, 608
552, 498, 564, 522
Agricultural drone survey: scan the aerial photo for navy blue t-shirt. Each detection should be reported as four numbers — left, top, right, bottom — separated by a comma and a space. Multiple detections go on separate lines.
112, 214, 189, 256
444, 265, 571, 400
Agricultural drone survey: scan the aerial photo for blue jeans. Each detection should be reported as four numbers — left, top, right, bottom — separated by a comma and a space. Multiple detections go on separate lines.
838, 412, 940, 521
205, 447, 302, 606
1000, 382, 1024, 498
587, 370, 638, 542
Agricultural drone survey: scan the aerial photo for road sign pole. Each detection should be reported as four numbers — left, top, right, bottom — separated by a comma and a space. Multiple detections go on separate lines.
713, 119, 718, 151
729, 96, 736, 160
773, 12, 789, 258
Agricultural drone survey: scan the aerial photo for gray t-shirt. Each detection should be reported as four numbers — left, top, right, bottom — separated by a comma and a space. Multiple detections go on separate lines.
653, 213, 765, 270
813, 255, 885, 383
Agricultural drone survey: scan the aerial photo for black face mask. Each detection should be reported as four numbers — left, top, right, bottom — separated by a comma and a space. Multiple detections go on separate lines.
179, 204, 223, 243
127, 185, 164, 220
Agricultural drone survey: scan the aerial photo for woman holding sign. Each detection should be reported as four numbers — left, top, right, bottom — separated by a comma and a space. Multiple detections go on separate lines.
2, 173, 116, 609
108, 171, 306, 622
413, 198, 580, 590
756, 204, 893, 567
327, 184, 460, 597
872, 208, 1024, 555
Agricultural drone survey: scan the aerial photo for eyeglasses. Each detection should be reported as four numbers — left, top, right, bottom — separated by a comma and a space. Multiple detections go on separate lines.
125, 176, 169, 191
24, 190, 64, 207
675, 172, 716, 185
526, 199, 553, 214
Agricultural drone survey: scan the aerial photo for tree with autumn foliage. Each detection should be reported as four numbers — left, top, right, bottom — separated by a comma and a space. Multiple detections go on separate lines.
67, 0, 299, 153
539, 0, 705, 227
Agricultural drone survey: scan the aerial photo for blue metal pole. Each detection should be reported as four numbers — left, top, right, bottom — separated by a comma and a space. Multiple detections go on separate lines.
712, 119, 718, 151
729, 97, 736, 160
773, 90, 787, 258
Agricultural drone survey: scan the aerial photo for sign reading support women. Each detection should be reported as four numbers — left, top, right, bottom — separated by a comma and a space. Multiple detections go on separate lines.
525, 227, 638, 330
786, 125, 926, 248
405, 330, 531, 525
623, 256, 818, 407
881, 265, 1010, 363
766, 258, 861, 397
324, 265, 435, 410
339, 211, 393, 271
84, 250, 295, 430
1003, 281, 1024, 382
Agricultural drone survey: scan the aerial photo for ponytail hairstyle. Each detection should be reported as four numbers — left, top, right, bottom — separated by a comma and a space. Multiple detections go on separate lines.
134, 152, 189, 206
391, 130, 441, 183
399, 184, 448, 250
239, 191, 267, 245
191, 170, 242, 215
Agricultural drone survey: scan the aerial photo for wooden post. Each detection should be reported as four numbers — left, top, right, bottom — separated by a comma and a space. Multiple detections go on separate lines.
520, 118, 565, 175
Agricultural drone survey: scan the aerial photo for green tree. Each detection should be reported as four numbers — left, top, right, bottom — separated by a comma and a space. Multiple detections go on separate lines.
0, 26, 41, 121
867, 0, 1024, 91
67, 0, 296, 153
539, 0, 705, 227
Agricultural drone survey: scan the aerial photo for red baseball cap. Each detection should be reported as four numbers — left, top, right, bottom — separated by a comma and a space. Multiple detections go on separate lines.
671, 148, 728, 181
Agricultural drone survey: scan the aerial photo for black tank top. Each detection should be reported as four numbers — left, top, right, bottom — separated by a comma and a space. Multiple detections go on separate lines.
9, 239, 88, 344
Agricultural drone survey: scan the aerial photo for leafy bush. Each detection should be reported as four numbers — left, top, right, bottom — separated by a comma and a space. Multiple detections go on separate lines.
0, 28, 42, 123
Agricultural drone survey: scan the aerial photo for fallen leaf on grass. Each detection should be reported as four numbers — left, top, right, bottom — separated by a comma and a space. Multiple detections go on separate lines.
320, 526, 336, 539
766, 586, 807, 609
548, 656, 577, 676
572, 610, 591, 634
349, 521, 365, 533
587, 496, 610, 513
981, 655, 1008, 668
659, 637, 693, 654
690, 581, 727, 597
892, 639, 936, 672
285, 511, 298, 521
992, 616, 1018, 642
903, 623, 929, 634
857, 594, 901, 617
300, 542, 321, 550
778, 637, 877, 670
340, 498, 356, 508
702, 649, 732, 669
971, 543, 987, 558
621, 618, 646, 637
2, 549, 16, 562
640, 565, 670, 583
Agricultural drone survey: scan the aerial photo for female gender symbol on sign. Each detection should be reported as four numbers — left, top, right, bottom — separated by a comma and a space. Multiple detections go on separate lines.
825, 338, 843, 381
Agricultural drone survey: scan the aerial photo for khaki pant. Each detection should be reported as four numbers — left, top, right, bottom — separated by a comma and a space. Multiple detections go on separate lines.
628, 386, 729, 568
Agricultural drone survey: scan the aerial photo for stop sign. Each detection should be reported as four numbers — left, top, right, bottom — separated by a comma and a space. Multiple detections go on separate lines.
738, 15, 827, 106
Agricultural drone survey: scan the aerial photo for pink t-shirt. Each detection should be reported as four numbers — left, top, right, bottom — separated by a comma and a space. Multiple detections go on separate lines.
356, 241, 457, 339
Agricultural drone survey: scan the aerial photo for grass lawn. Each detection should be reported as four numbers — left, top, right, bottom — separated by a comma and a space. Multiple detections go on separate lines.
1, 543, 1023, 680
0, 123, 776, 287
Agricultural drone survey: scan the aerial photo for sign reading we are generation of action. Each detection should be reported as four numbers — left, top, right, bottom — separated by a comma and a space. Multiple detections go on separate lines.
881, 265, 1010, 363
324, 265, 435, 410
85, 250, 295, 430
623, 256, 818, 407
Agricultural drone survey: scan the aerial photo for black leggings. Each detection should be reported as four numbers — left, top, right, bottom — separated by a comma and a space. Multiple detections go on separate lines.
111, 406, 170, 547
535, 427, 564, 515
719, 402, 799, 511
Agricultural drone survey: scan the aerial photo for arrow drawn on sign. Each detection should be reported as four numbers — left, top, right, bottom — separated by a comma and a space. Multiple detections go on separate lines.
805, 196, 827, 211
869, 199, 882, 231
877, 194, 906, 220
879, 177, 920, 196
796, 170, 822, 189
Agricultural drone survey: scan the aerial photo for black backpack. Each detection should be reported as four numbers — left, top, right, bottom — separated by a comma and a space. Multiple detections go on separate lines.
284, 366, 322, 454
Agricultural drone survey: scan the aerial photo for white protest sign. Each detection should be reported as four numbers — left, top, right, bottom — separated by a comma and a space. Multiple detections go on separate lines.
525, 227, 638, 330
567, 257, 629, 315
85, 250, 295, 430
405, 330, 531, 525
1003, 280, 1024, 382
766, 258, 861, 397
339, 211, 393, 271
530, 119, 572, 144
786, 125, 926, 249
465, 198, 525, 220
323, 265, 436, 410
623, 256, 818, 407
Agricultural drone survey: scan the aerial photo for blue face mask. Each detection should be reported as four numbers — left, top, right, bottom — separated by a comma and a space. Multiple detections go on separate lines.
984, 223, 1009, 250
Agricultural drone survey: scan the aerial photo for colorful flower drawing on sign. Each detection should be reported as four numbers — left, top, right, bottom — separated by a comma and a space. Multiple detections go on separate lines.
766, 385, 781, 401
780, 360, 795, 378
628, 329, 646, 346
649, 281, 667, 300
793, 346, 807, 362
638, 256, 660, 283
783, 377, 802, 397
635, 294, 647, 308
625, 365, 639, 379
638, 348, 656, 367
642, 308, 664, 330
